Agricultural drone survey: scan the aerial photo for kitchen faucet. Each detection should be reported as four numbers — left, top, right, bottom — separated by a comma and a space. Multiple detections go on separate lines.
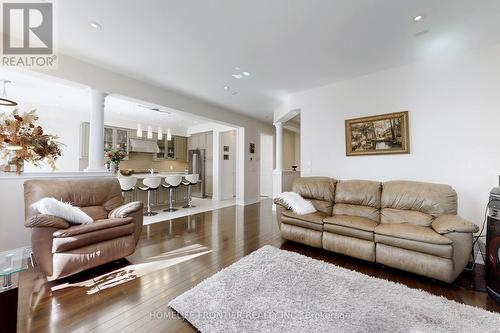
148, 168, 154, 175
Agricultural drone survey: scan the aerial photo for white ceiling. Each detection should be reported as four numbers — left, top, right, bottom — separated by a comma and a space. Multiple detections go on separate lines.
57, 0, 500, 123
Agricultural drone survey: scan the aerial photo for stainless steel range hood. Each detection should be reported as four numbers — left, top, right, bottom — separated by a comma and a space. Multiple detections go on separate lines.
129, 138, 160, 153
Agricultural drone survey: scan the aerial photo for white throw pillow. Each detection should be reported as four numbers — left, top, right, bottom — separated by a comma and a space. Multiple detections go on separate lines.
31, 197, 93, 224
275, 192, 317, 215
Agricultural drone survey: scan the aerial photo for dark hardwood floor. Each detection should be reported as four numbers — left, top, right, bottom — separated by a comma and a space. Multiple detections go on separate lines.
17, 199, 500, 332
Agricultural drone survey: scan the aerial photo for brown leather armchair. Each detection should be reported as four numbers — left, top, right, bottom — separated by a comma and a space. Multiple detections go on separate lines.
24, 178, 144, 281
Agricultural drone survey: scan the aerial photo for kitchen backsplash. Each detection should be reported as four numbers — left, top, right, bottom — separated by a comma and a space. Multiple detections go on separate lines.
119, 153, 188, 171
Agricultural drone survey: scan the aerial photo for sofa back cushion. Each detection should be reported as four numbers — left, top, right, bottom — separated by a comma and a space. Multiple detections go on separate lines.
332, 180, 381, 222
292, 177, 337, 215
381, 180, 457, 226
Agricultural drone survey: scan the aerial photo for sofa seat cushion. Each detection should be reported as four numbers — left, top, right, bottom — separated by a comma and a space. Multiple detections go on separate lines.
281, 211, 328, 231
282, 210, 327, 224
281, 210, 329, 231
323, 215, 378, 241
375, 234, 453, 259
375, 223, 452, 245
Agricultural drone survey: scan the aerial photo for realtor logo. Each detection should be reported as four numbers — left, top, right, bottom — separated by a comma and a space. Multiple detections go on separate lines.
2, 1, 58, 68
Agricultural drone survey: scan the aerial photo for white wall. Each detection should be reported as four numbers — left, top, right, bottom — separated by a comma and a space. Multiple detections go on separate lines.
220, 130, 236, 200
260, 133, 274, 197
282, 44, 500, 227
20, 104, 88, 172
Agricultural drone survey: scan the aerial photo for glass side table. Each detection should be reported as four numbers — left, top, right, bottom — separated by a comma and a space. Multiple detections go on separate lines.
1, 248, 29, 289
0, 247, 30, 333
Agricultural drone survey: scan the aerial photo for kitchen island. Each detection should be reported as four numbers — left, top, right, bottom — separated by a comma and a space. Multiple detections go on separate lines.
119, 172, 190, 208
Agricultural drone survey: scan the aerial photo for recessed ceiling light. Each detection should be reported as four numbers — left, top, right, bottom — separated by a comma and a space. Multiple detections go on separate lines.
413, 15, 423, 22
242, 71, 250, 76
89, 21, 102, 30
231, 91, 238, 95
223, 85, 229, 90
232, 74, 243, 79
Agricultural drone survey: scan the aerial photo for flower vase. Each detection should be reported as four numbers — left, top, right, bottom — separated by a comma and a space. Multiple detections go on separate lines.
4, 151, 24, 174
110, 162, 119, 175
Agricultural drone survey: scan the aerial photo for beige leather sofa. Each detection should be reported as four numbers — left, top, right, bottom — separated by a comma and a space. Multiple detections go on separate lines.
24, 178, 144, 281
275, 177, 479, 283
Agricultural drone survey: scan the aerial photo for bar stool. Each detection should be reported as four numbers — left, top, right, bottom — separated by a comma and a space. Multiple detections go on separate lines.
182, 174, 199, 208
162, 175, 183, 212
138, 176, 161, 216
118, 176, 137, 202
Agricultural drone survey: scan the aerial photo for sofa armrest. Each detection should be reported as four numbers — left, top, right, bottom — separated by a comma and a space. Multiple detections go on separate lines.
432, 215, 479, 234
53, 217, 133, 237
108, 201, 143, 219
25, 214, 70, 229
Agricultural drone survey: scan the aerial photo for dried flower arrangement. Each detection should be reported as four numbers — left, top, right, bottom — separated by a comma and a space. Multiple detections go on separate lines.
0, 109, 63, 174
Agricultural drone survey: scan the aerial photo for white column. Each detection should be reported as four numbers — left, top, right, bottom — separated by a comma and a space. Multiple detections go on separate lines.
272, 122, 284, 208
275, 122, 283, 171
86, 89, 108, 172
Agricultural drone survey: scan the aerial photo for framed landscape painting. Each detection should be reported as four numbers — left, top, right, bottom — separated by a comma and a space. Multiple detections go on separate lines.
345, 111, 409, 156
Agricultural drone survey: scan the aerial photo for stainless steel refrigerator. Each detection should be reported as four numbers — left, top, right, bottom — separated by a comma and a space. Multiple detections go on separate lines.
188, 149, 206, 198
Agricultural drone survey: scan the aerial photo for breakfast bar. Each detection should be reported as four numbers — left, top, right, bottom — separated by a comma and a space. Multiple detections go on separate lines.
119, 172, 190, 209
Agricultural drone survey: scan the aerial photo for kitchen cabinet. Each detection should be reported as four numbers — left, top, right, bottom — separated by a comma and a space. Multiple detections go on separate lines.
156, 136, 166, 159
154, 134, 188, 162
187, 134, 197, 150
80, 123, 129, 159
167, 138, 175, 159
174, 136, 188, 161
187, 132, 210, 150
104, 127, 113, 150
115, 129, 129, 154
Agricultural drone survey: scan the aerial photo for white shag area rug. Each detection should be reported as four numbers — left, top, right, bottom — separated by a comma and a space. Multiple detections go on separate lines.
169, 245, 500, 333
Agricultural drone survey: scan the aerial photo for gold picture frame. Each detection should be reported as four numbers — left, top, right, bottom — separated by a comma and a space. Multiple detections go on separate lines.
345, 111, 409, 156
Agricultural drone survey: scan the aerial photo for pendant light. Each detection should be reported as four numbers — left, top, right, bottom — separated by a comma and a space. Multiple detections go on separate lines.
147, 125, 153, 139
158, 127, 163, 140
136, 124, 143, 137
167, 128, 172, 141
0, 80, 17, 110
